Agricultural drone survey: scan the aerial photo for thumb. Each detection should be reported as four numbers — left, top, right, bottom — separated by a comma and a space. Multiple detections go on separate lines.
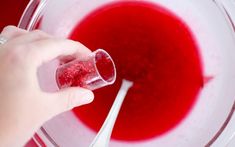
51, 87, 94, 113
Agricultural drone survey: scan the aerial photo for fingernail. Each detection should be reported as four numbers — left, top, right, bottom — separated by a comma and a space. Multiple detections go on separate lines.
82, 90, 94, 104
74, 89, 94, 106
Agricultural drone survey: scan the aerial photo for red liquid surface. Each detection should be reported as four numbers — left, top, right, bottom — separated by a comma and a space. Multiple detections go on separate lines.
70, 1, 204, 141
0, 0, 29, 30
95, 51, 115, 82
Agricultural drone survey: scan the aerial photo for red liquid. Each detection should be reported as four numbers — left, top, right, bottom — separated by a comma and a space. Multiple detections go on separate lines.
71, 1, 204, 141
95, 51, 115, 82
0, 0, 29, 30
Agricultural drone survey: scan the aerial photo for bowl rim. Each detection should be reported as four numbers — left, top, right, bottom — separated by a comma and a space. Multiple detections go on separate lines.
18, 0, 235, 146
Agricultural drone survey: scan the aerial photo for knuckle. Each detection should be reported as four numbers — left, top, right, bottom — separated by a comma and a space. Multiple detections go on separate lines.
23, 45, 41, 61
32, 30, 49, 38
27, 44, 40, 55
1, 25, 17, 33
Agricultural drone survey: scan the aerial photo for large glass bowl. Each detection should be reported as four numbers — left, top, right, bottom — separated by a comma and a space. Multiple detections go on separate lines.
19, 0, 235, 146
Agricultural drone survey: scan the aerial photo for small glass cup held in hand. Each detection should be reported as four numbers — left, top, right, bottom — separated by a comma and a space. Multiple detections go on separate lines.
56, 49, 116, 90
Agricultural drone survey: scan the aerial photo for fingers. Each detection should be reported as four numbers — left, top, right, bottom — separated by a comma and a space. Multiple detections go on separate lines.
7, 30, 52, 45
1, 26, 28, 40
1, 26, 52, 45
48, 87, 94, 113
28, 38, 91, 67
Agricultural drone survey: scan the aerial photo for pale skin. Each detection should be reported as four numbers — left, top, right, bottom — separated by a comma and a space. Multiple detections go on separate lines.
0, 26, 94, 147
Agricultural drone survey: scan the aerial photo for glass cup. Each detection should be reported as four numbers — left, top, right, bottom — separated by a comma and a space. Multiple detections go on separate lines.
56, 49, 116, 90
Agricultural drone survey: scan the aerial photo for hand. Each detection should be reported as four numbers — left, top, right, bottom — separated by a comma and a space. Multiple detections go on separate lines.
0, 26, 94, 147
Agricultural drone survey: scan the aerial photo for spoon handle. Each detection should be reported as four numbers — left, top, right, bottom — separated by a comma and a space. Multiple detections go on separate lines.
89, 79, 133, 147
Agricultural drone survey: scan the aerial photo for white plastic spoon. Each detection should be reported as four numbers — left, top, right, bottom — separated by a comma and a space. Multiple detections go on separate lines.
89, 79, 133, 147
